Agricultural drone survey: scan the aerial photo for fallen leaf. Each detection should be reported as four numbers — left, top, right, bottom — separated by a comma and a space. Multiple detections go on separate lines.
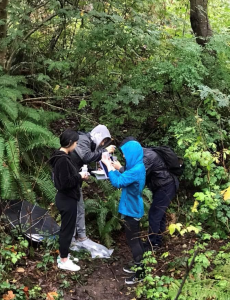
10, 279, 17, 283
46, 292, 58, 300
2, 291, 16, 300
23, 286, 29, 298
16, 267, 25, 273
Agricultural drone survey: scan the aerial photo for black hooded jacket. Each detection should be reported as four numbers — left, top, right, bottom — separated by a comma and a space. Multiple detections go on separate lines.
143, 148, 174, 191
119, 137, 174, 192
49, 150, 82, 200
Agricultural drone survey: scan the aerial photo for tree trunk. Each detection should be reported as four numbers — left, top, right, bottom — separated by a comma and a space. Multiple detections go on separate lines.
0, 0, 8, 68
190, 0, 213, 46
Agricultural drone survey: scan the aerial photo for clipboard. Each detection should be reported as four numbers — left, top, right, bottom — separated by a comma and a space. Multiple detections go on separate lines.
91, 156, 113, 180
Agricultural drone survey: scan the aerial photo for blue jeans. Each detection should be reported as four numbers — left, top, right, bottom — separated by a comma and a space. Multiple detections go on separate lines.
148, 180, 177, 246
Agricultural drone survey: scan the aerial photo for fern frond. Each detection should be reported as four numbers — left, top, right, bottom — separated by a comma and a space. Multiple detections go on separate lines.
103, 233, 114, 249
15, 121, 59, 149
0, 87, 23, 101
5, 137, 20, 179
31, 170, 56, 203
23, 135, 59, 151
168, 278, 230, 300
16, 121, 55, 137
0, 136, 5, 161
0, 113, 16, 134
0, 74, 27, 87
18, 104, 41, 122
0, 98, 18, 120
103, 216, 121, 235
85, 198, 100, 214
107, 191, 120, 215
0, 162, 19, 199
97, 206, 109, 235
94, 178, 116, 197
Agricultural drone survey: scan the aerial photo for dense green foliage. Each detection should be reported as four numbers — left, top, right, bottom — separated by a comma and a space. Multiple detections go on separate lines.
136, 242, 230, 300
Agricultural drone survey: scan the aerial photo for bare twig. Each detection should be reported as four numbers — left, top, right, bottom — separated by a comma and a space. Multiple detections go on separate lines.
107, 264, 119, 282
21, 101, 67, 111
173, 249, 199, 300
20, 95, 91, 102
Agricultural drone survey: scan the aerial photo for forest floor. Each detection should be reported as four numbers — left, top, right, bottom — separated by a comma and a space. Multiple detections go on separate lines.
9, 228, 220, 300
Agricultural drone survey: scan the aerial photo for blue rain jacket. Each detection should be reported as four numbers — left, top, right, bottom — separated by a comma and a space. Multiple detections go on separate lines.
108, 141, 146, 218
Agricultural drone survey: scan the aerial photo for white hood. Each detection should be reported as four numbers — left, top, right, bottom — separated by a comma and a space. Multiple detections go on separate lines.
90, 125, 111, 149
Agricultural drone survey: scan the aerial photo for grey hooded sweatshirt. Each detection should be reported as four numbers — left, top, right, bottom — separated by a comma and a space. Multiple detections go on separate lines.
69, 125, 111, 171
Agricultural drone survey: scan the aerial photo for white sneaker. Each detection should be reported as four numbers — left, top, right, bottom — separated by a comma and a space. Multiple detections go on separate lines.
57, 254, 79, 263
58, 258, 80, 271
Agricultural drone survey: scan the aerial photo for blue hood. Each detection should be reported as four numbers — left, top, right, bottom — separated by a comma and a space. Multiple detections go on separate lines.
120, 141, 143, 170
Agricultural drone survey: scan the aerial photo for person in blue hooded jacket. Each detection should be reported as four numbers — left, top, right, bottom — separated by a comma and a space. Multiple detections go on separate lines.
101, 139, 146, 285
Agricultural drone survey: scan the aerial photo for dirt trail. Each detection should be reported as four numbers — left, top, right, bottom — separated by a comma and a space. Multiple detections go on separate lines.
64, 233, 135, 300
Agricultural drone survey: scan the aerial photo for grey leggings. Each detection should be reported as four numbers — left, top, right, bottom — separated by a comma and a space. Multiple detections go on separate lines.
73, 189, 86, 239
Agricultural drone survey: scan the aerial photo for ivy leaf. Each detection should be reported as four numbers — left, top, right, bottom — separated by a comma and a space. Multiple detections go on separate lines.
187, 225, 201, 234
11, 256, 17, 264
79, 100, 87, 110
168, 223, 182, 236
191, 200, 199, 213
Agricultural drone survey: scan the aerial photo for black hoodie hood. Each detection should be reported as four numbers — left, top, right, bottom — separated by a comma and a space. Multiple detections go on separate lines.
49, 150, 71, 168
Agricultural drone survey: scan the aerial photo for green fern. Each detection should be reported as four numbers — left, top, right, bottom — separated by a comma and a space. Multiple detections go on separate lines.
84, 179, 121, 247
0, 73, 61, 204
31, 169, 57, 203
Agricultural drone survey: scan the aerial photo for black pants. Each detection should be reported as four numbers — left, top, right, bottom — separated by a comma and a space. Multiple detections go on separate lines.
124, 216, 144, 263
148, 181, 177, 246
56, 192, 78, 258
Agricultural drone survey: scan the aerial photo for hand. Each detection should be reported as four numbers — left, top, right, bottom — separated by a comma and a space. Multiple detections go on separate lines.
111, 160, 122, 170
101, 156, 111, 167
79, 172, 89, 180
105, 145, 116, 153
101, 156, 115, 172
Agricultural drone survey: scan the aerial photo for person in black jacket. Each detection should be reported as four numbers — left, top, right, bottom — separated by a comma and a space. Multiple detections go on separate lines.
142, 148, 179, 250
50, 129, 88, 271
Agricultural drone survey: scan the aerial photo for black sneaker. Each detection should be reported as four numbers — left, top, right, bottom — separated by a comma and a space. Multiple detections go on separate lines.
123, 262, 136, 274
125, 274, 143, 285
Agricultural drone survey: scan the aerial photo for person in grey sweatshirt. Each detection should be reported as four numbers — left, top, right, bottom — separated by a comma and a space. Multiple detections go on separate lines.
69, 125, 115, 246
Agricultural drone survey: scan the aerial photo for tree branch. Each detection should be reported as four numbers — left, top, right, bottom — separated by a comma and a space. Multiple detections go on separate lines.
6, 12, 58, 72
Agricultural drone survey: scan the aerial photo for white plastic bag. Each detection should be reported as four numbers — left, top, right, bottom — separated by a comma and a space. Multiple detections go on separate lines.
70, 238, 114, 258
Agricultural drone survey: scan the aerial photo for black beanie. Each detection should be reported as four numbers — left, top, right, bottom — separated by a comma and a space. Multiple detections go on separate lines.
60, 129, 79, 147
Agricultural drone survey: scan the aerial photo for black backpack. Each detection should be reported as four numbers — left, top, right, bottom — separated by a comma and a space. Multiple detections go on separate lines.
151, 146, 184, 177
